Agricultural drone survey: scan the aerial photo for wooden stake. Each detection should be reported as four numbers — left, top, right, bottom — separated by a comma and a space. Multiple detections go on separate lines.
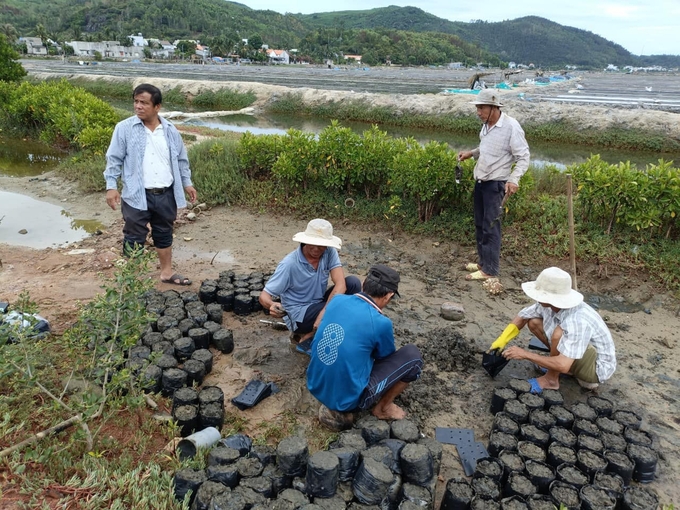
567, 174, 578, 290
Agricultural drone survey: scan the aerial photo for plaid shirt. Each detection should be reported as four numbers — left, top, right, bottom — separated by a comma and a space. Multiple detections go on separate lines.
519, 302, 617, 382
104, 115, 193, 211
471, 112, 530, 185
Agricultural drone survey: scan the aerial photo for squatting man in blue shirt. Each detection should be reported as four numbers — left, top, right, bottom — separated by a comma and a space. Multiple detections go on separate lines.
492, 267, 616, 394
104, 83, 197, 286
259, 219, 361, 346
307, 265, 424, 431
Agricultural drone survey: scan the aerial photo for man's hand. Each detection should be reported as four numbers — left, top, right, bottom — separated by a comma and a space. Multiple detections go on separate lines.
269, 303, 286, 319
106, 189, 120, 210
502, 346, 528, 360
489, 323, 519, 352
505, 182, 519, 196
458, 151, 473, 162
185, 186, 197, 203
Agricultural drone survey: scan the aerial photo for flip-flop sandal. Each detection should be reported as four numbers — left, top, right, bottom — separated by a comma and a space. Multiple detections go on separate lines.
161, 273, 192, 286
465, 263, 480, 272
465, 270, 492, 281
527, 378, 544, 394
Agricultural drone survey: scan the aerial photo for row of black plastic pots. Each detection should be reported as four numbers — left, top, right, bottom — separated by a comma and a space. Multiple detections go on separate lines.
196, 270, 271, 316
174, 418, 445, 509
440, 476, 659, 510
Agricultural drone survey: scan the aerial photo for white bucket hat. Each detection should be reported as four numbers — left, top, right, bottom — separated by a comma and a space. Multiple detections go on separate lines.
471, 89, 504, 107
292, 219, 342, 250
521, 267, 583, 309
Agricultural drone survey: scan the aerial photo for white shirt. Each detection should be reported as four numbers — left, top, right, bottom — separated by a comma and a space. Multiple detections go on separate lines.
518, 302, 617, 382
142, 124, 173, 189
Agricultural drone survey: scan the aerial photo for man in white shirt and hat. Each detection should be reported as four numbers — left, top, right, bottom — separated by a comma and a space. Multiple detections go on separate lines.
259, 219, 361, 348
491, 267, 616, 394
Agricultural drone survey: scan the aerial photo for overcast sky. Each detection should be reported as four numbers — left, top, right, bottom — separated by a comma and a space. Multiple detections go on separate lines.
242, 0, 679, 55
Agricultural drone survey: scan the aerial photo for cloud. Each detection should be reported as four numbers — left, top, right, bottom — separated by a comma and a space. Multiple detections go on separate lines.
601, 3, 639, 18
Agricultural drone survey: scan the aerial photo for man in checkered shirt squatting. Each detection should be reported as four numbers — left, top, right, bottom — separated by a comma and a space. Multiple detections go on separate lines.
306, 265, 423, 431
494, 267, 617, 394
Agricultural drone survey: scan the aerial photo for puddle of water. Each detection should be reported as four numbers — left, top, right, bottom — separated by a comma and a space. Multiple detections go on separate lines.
0, 137, 64, 177
0, 191, 103, 248
583, 293, 646, 313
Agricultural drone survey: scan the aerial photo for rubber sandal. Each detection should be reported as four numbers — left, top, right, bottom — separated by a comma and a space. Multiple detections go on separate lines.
465, 270, 491, 281
161, 273, 192, 286
527, 378, 543, 394
465, 263, 480, 272
295, 337, 313, 356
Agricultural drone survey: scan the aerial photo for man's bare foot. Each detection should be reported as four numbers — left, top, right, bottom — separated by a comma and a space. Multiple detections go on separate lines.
372, 403, 407, 420
536, 374, 560, 390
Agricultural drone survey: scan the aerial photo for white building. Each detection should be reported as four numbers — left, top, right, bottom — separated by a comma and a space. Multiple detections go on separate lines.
20, 37, 47, 56
266, 49, 289, 64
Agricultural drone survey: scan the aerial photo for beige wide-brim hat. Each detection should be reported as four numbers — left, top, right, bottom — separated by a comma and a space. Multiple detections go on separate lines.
292, 218, 342, 250
470, 89, 504, 107
521, 267, 583, 309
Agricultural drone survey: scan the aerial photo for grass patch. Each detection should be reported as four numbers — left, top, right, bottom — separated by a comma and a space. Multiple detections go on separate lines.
56, 153, 107, 193
187, 138, 247, 206
192, 89, 257, 110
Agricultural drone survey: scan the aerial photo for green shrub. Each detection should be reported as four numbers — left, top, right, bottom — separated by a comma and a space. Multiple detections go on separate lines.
236, 131, 282, 179
317, 120, 362, 193
191, 88, 256, 110
271, 129, 319, 193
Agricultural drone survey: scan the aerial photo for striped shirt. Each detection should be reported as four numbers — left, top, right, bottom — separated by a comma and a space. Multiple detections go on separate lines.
471, 112, 530, 185
104, 115, 193, 211
519, 302, 617, 382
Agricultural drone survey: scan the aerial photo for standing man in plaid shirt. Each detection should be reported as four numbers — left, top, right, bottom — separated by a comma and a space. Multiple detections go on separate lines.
458, 89, 530, 281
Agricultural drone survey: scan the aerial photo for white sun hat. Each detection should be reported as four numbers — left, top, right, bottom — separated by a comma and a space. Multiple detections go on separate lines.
521, 267, 583, 309
292, 219, 342, 250
470, 89, 504, 107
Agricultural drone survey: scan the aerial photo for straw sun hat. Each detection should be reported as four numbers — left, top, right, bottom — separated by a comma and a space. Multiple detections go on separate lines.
521, 267, 583, 309
292, 219, 342, 250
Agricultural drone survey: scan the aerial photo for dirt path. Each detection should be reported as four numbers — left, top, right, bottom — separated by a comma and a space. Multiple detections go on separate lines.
1, 173, 679, 504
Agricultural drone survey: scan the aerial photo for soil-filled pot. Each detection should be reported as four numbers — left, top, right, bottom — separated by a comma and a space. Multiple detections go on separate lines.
586, 396, 614, 418
627, 444, 657, 483
541, 389, 564, 408
400, 443, 434, 486
183, 359, 206, 386
508, 379, 532, 394
471, 475, 501, 501
573, 419, 601, 439
191, 349, 214, 374
474, 457, 504, 483
493, 412, 520, 436
172, 404, 199, 437
517, 441, 546, 464
488, 431, 518, 457
623, 427, 653, 448
504, 399, 530, 425
277, 436, 309, 477
471, 497, 500, 510
601, 432, 628, 453
173, 467, 207, 504
550, 426, 577, 448
440, 477, 475, 510
622, 486, 659, 510
520, 424, 550, 448
571, 403, 598, 422
526, 494, 557, 510
233, 294, 253, 315
603, 450, 634, 486
198, 386, 225, 407
548, 443, 577, 469
593, 471, 624, 496
576, 450, 608, 480
187, 328, 210, 351
596, 417, 624, 436
352, 458, 394, 505
504, 472, 536, 499
519, 392, 545, 413
549, 406, 575, 429
491, 388, 518, 415
306, 450, 340, 498
549, 480, 582, 510
612, 410, 642, 431
212, 328, 234, 354
173, 386, 199, 408
556, 463, 589, 489
216, 288, 235, 311
525, 459, 555, 495
333, 447, 360, 482
498, 450, 524, 485
500, 495, 529, 510
529, 409, 557, 432
580, 484, 616, 510
162, 368, 188, 397
577, 434, 605, 454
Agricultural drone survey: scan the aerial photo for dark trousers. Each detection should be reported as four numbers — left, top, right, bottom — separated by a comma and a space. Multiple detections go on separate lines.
294, 276, 362, 334
121, 188, 176, 251
357, 344, 423, 410
473, 180, 506, 277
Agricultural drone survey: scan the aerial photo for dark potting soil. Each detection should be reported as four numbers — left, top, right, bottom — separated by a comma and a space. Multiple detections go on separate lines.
550, 481, 580, 507
520, 424, 549, 447
236, 457, 264, 478
277, 436, 309, 477
152, 340, 175, 356
472, 497, 501, 510
416, 328, 477, 373
489, 431, 518, 456
548, 444, 577, 467
548, 406, 575, 428
573, 418, 601, 438
162, 327, 183, 344
240, 476, 274, 499
571, 402, 598, 422
526, 459, 554, 480
208, 446, 241, 466
557, 464, 589, 487
391, 419, 420, 443
529, 409, 557, 431
358, 417, 391, 446
627, 443, 657, 464
508, 379, 532, 394
443, 477, 475, 502
517, 441, 546, 463
400, 443, 434, 486
494, 387, 518, 404
549, 426, 577, 448
518, 392, 545, 411
192, 480, 228, 510
622, 486, 659, 509
361, 444, 393, 469
156, 353, 179, 370
601, 432, 628, 452
541, 389, 564, 407
493, 412, 520, 435
199, 386, 225, 407
612, 410, 642, 430
624, 427, 653, 447
577, 450, 608, 474
526, 494, 556, 510
499, 450, 525, 473
596, 416, 624, 435
581, 484, 616, 507
577, 434, 604, 453
587, 396, 614, 417
475, 457, 504, 480
337, 431, 367, 451
471, 475, 501, 500
593, 471, 624, 493
506, 472, 536, 498
501, 496, 529, 510
504, 399, 530, 424
402, 483, 432, 508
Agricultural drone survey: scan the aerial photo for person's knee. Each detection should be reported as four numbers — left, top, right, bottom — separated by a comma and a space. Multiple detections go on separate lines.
400, 345, 423, 380
345, 276, 362, 295
152, 230, 173, 249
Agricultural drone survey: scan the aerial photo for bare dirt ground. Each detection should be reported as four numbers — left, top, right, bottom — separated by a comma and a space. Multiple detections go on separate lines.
1, 172, 679, 505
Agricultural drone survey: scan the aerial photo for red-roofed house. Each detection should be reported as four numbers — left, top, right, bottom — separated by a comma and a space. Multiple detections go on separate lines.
266, 49, 289, 64
343, 54, 362, 63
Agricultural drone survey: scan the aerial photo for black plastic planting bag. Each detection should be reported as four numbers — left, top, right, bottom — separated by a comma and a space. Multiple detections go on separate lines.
482, 349, 509, 377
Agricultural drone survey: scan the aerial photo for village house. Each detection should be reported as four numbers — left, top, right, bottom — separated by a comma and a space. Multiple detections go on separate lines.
266, 49, 289, 64
65, 40, 141, 59
19, 37, 47, 56
343, 54, 362, 64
